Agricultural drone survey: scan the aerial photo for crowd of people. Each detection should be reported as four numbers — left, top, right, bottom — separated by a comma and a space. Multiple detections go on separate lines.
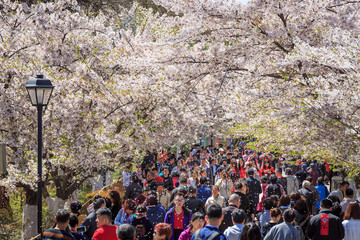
41, 144, 360, 240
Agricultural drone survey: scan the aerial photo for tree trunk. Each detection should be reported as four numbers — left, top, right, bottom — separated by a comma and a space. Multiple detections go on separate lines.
45, 196, 66, 228
21, 188, 37, 240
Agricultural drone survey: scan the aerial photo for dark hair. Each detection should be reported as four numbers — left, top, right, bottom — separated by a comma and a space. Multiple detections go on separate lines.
331, 202, 342, 217
240, 222, 261, 240
179, 177, 188, 184
321, 198, 333, 209
200, 177, 207, 185
289, 192, 302, 202
270, 208, 281, 217
231, 209, 247, 224
327, 195, 340, 204
144, 195, 158, 206
279, 195, 290, 207
294, 199, 308, 215
191, 212, 205, 222
110, 191, 122, 207
246, 168, 254, 176
306, 176, 313, 183
96, 208, 112, 220
260, 176, 268, 184
154, 223, 172, 240
263, 198, 273, 210
123, 199, 136, 212
69, 214, 78, 228
283, 209, 296, 222
70, 201, 82, 213
276, 168, 282, 174
317, 177, 324, 185
234, 182, 243, 190
131, 174, 139, 183
285, 168, 292, 175
344, 202, 360, 220
55, 209, 70, 224
104, 197, 112, 209
117, 224, 136, 240
174, 192, 185, 199
345, 188, 354, 197
340, 181, 350, 187
269, 195, 279, 206
206, 203, 222, 219
136, 204, 147, 213
171, 171, 180, 178
269, 174, 277, 184
93, 198, 105, 211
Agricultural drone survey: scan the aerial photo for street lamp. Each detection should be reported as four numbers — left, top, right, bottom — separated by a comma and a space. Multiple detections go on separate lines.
26, 74, 54, 234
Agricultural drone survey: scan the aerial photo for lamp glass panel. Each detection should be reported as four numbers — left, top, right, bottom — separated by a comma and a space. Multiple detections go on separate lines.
43, 88, 53, 105
27, 88, 37, 105
36, 88, 53, 105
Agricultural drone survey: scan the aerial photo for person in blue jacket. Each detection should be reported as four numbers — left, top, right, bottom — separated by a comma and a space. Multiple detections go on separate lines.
315, 177, 329, 210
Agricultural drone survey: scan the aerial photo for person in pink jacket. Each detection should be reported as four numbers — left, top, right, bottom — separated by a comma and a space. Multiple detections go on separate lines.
179, 212, 206, 240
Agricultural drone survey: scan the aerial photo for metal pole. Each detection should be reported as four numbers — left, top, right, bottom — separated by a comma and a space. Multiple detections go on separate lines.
37, 105, 43, 234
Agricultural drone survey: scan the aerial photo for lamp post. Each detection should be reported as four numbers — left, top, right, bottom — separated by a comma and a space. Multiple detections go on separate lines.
26, 74, 54, 234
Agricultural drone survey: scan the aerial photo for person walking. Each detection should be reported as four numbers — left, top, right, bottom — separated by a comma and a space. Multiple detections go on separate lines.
42, 209, 74, 240
179, 212, 206, 240
219, 194, 241, 232
307, 198, 345, 240
246, 169, 262, 218
264, 209, 300, 240
191, 203, 227, 240
224, 209, 247, 240
164, 192, 192, 240
92, 208, 118, 240
342, 202, 360, 240
316, 177, 330, 210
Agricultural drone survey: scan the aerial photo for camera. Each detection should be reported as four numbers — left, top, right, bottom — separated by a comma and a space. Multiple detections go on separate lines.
77, 226, 86, 233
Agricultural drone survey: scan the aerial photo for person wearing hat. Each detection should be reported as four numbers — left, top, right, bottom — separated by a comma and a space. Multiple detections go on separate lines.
185, 186, 205, 214
164, 192, 192, 240
157, 182, 171, 208
92, 208, 118, 240
126, 204, 154, 240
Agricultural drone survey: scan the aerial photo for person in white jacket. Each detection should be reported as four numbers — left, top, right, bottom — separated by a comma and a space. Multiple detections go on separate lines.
215, 169, 233, 199
284, 168, 299, 195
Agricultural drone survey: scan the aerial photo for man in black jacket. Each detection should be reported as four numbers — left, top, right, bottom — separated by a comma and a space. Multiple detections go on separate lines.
185, 186, 205, 214
82, 198, 105, 240
161, 166, 173, 190
124, 175, 143, 200
233, 182, 251, 219
219, 194, 241, 232
307, 198, 345, 240
246, 169, 262, 217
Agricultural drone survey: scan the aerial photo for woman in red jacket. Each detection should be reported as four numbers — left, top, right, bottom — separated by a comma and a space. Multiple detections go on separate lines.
259, 160, 275, 177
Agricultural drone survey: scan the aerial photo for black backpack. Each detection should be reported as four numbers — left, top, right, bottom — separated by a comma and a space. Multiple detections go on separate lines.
277, 177, 287, 193
267, 183, 282, 197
